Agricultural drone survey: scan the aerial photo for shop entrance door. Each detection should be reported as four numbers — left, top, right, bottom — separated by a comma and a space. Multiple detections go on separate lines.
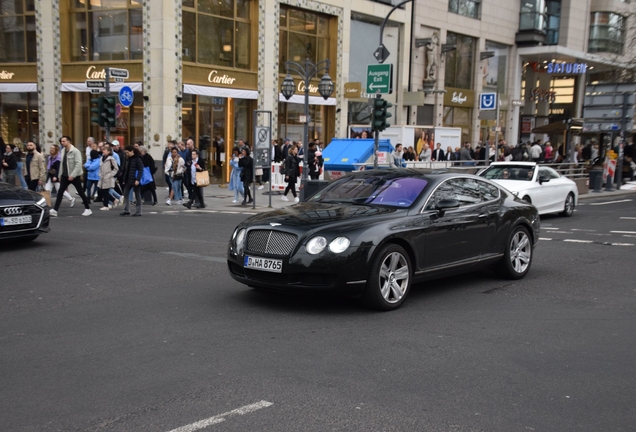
198, 96, 226, 179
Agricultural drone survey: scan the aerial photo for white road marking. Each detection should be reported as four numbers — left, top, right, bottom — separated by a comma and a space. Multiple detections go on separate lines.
623, 235, 636, 238
620, 217, 636, 220
162, 252, 226, 263
564, 239, 594, 243
609, 243, 635, 247
220, 211, 240, 214
543, 227, 559, 230
539, 238, 552, 241
167, 401, 273, 432
571, 229, 597, 232
610, 231, 636, 235
242, 212, 258, 215
163, 211, 180, 214
588, 199, 633, 206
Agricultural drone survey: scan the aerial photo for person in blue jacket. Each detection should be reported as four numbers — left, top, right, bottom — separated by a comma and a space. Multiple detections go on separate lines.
83, 150, 101, 202
228, 147, 244, 203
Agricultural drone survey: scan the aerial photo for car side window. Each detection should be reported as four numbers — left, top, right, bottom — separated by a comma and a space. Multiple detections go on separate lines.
476, 179, 500, 202
424, 180, 457, 211
454, 178, 482, 206
542, 167, 560, 179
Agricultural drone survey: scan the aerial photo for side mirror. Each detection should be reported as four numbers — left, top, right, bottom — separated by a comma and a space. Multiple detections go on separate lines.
538, 175, 550, 184
435, 199, 460, 217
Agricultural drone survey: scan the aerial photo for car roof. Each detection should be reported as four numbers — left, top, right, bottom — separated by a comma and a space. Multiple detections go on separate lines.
489, 162, 537, 167
348, 168, 487, 182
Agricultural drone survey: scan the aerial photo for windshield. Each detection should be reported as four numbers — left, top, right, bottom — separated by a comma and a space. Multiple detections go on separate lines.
309, 176, 428, 208
480, 166, 535, 181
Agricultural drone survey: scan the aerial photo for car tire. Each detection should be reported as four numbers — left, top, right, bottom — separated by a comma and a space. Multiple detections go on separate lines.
363, 244, 411, 311
560, 193, 575, 217
495, 225, 533, 280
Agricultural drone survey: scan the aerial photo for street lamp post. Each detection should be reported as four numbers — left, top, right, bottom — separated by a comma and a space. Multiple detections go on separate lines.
280, 58, 334, 201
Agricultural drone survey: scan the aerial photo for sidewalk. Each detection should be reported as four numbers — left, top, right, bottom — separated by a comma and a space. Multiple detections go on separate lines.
578, 181, 636, 201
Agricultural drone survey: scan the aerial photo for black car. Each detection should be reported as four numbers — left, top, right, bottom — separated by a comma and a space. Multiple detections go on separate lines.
0, 181, 50, 243
227, 169, 540, 310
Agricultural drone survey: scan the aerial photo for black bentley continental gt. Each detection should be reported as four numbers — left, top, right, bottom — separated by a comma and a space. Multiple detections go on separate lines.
227, 169, 540, 310
0, 181, 50, 243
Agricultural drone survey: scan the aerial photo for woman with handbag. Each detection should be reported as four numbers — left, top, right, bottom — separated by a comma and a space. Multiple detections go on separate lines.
238, 147, 253, 205
97, 145, 119, 211
183, 149, 206, 209
281, 145, 300, 203
165, 147, 185, 205
139, 146, 158, 206
44, 144, 74, 205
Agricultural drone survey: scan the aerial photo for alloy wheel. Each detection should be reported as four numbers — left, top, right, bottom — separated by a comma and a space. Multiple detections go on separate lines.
509, 231, 531, 274
378, 252, 409, 304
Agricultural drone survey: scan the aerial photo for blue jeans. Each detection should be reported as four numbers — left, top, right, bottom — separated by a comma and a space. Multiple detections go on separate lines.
171, 178, 182, 200
86, 179, 99, 198
15, 162, 28, 188
109, 188, 122, 200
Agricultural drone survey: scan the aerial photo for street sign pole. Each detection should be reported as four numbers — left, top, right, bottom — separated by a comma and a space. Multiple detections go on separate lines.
105, 67, 111, 143
489, 92, 500, 166
615, 92, 629, 189
374, 94, 380, 169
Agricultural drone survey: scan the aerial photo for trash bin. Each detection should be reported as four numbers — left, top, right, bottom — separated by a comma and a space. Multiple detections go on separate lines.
304, 179, 330, 199
589, 169, 603, 193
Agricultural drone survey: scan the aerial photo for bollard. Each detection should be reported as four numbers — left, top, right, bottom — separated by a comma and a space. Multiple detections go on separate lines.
589, 169, 603, 193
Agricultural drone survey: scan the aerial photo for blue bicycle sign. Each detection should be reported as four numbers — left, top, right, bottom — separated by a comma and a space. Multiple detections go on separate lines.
119, 86, 134, 108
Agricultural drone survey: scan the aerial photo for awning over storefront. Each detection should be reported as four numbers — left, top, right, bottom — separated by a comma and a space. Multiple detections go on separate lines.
60, 82, 143, 92
0, 83, 37, 92
532, 119, 582, 134
278, 94, 337, 106
183, 84, 258, 99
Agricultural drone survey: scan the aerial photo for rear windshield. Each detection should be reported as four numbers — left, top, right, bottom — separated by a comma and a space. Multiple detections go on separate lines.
309, 176, 428, 208
480, 166, 535, 181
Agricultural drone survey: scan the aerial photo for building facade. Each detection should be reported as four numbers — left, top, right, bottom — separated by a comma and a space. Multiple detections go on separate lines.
1, 0, 634, 175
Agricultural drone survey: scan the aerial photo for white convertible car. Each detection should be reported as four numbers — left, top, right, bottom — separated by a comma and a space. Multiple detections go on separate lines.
478, 162, 578, 217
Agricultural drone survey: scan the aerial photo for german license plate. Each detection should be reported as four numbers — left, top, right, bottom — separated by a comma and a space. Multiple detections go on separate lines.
0, 215, 32, 226
244, 255, 283, 273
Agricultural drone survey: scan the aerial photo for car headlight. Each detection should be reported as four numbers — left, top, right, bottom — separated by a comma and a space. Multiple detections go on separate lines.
306, 236, 327, 255
235, 229, 246, 249
328, 237, 350, 254
36, 197, 47, 208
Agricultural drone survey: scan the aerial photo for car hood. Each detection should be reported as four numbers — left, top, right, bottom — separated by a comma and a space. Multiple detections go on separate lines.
242, 201, 403, 230
0, 182, 39, 204
491, 179, 533, 192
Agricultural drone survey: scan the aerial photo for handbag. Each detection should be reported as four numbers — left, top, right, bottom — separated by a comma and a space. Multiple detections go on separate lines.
195, 170, 210, 187
36, 186, 51, 207
140, 166, 154, 186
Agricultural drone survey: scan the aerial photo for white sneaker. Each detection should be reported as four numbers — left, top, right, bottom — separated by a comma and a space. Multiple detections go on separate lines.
108, 203, 113, 209
281, 195, 289, 201
294, 197, 300, 203
99, 206, 110, 211
82, 209, 92, 216
70, 198, 76, 208
166, 187, 169, 191
232, 199, 238, 203
49, 209, 57, 217
166, 199, 171, 206
257, 185, 264, 190
113, 198, 120, 208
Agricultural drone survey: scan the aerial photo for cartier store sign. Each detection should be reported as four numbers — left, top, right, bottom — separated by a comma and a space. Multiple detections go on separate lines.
62, 63, 142, 82
0, 65, 37, 82
277, 77, 335, 97
183, 65, 256, 89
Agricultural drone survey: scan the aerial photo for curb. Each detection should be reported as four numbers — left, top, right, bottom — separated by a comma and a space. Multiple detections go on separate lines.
578, 189, 636, 201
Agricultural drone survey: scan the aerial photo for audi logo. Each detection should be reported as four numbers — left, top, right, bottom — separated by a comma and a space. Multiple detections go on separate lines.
3, 207, 23, 216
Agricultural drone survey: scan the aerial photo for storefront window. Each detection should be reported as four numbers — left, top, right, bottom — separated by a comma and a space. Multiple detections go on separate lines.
445, 32, 474, 90
483, 41, 507, 94
0, 92, 38, 144
589, 12, 625, 54
69, 0, 143, 62
182, 0, 252, 69
443, 106, 471, 142
278, 102, 326, 144
279, 6, 331, 74
0, 0, 36, 63
519, 0, 546, 32
545, 1, 561, 45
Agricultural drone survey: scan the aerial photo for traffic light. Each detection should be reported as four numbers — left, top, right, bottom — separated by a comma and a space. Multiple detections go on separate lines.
102, 96, 116, 129
90, 96, 104, 126
371, 97, 393, 132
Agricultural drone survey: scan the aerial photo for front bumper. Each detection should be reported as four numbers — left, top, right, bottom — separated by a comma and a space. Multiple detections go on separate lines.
227, 244, 371, 297
0, 205, 49, 240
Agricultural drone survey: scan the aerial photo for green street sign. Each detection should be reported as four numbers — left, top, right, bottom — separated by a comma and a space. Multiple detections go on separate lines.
366, 64, 393, 94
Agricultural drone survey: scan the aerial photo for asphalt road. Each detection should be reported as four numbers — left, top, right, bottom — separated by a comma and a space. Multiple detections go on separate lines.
1, 197, 635, 432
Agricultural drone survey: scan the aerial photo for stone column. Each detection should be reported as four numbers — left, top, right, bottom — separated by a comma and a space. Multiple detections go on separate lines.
35, 0, 62, 151
259, 0, 280, 137
145, 0, 182, 160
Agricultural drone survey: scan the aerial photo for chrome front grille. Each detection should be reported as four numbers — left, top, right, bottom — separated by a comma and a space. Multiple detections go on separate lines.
246, 230, 298, 256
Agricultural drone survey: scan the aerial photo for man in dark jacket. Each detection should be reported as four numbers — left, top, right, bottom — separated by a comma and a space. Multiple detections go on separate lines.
120, 146, 144, 217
